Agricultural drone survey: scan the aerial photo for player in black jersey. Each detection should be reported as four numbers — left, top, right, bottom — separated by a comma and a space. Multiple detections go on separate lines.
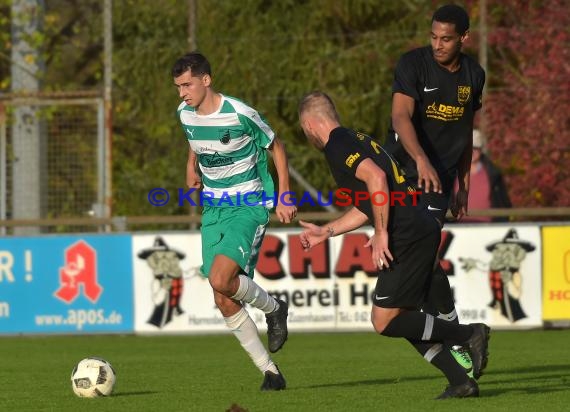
297, 91, 489, 399
383, 4, 486, 378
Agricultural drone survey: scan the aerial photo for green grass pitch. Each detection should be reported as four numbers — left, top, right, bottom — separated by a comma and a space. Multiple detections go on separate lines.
1, 329, 569, 411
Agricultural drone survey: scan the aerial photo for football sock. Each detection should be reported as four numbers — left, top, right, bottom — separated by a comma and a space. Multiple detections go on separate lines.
407, 340, 469, 385
231, 274, 279, 314
381, 311, 473, 344
437, 309, 458, 323
423, 304, 458, 323
407, 339, 469, 386
224, 307, 278, 374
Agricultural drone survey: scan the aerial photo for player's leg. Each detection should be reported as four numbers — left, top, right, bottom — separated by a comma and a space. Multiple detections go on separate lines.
421, 190, 458, 321
373, 307, 489, 379
424, 260, 474, 377
407, 340, 478, 399
205, 206, 289, 353
210, 260, 286, 391
370, 231, 490, 380
200, 208, 286, 390
229, 206, 289, 353
421, 191, 474, 376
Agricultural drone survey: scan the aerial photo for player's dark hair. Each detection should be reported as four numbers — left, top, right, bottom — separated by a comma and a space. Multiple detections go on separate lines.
432, 4, 470, 35
171, 51, 212, 78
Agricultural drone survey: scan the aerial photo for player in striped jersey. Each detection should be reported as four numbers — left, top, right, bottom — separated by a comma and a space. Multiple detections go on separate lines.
172, 52, 297, 390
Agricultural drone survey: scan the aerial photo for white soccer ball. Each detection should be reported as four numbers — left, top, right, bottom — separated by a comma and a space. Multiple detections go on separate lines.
71, 357, 116, 398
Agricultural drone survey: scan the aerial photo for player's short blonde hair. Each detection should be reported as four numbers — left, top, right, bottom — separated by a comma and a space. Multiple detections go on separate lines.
298, 91, 340, 122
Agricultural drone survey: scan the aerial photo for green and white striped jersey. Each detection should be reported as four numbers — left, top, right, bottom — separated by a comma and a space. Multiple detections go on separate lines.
177, 94, 276, 208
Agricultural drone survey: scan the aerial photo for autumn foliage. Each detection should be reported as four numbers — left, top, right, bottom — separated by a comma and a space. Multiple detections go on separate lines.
482, 0, 569, 207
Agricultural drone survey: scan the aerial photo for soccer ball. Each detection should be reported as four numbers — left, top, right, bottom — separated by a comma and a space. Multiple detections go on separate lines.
70, 357, 116, 397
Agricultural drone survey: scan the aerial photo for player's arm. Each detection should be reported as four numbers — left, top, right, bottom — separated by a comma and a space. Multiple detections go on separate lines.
451, 126, 473, 220
300, 207, 368, 249
354, 158, 394, 269
453, 69, 486, 219
186, 145, 201, 189
392, 92, 442, 193
267, 137, 297, 223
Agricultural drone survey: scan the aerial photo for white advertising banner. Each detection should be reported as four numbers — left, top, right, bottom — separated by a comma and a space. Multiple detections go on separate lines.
132, 224, 542, 334
437, 224, 542, 329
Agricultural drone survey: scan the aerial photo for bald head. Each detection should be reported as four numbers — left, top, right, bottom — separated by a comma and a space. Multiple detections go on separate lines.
298, 91, 341, 149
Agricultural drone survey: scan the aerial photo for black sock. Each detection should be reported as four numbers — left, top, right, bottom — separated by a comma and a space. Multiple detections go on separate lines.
407, 339, 469, 386
382, 311, 473, 344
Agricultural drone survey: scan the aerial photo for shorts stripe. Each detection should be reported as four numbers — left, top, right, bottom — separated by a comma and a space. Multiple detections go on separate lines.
422, 314, 434, 340
244, 224, 266, 275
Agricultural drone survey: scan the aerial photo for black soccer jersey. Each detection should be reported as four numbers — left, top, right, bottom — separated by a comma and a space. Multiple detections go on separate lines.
385, 46, 486, 192
324, 127, 437, 244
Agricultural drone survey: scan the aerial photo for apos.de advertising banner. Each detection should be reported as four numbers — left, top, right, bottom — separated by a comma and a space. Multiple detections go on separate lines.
0, 235, 134, 334
132, 224, 542, 334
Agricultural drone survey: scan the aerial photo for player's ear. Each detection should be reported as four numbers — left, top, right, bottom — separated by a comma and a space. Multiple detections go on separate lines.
202, 74, 212, 87
460, 30, 469, 44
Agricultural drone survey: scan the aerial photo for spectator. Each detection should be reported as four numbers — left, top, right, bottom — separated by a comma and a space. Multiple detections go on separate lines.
453, 130, 512, 222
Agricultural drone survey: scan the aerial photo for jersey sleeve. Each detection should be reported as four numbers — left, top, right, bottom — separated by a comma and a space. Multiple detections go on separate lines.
473, 67, 486, 111
327, 133, 369, 178
392, 52, 421, 101
240, 109, 275, 149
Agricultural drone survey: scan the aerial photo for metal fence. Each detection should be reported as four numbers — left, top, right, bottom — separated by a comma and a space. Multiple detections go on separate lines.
0, 92, 107, 235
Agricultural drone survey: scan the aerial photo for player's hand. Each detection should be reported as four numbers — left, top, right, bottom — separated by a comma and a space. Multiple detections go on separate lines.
276, 192, 297, 223
186, 170, 202, 189
416, 157, 442, 194
364, 230, 393, 270
451, 189, 468, 220
276, 203, 297, 223
299, 220, 329, 250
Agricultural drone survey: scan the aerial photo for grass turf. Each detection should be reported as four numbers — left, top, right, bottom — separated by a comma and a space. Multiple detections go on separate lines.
1, 329, 569, 411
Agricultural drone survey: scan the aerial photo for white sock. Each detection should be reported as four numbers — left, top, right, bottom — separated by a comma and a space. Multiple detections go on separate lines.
224, 308, 278, 374
231, 275, 278, 314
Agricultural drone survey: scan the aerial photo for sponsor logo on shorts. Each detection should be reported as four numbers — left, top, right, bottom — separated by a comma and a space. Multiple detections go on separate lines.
427, 205, 442, 211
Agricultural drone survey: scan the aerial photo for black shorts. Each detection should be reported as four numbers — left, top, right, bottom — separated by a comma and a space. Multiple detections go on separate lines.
373, 230, 440, 309
420, 190, 452, 225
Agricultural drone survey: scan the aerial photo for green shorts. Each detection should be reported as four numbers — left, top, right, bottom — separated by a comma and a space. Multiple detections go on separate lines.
200, 206, 269, 278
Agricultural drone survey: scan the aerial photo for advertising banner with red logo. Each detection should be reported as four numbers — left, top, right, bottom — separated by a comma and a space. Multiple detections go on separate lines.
541, 226, 570, 321
133, 224, 542, 334
0, 235, 133, 334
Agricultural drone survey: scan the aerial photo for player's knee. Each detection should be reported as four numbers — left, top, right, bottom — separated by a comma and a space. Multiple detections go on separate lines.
372, 319, 389, 334
371, 307, 402, 335
208, 272, 231, 295
371, 312, 391, 334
